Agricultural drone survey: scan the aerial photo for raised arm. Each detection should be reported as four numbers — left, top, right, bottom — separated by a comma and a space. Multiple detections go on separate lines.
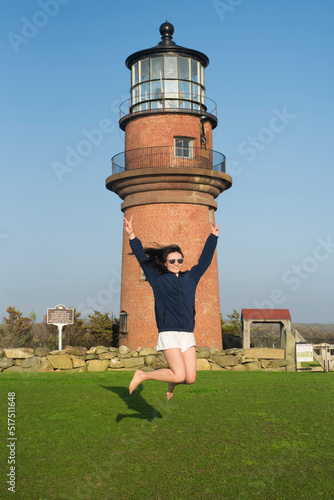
123, 216, 158, 285
189, 223, 219, 284
123, 215, 136, 240
210, 222, 219, 237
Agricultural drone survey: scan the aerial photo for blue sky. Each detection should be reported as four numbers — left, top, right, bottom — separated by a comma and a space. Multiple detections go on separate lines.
1, 0, 333, 324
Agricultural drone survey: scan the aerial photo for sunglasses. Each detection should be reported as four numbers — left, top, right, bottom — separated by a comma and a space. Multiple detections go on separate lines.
168, 258, 184, 264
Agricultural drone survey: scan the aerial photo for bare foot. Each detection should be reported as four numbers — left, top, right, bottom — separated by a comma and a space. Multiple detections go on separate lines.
166, 382, 176, 400
129, 369, 145, 394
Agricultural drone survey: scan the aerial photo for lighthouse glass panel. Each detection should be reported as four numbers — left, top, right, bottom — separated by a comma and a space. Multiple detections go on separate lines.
131, 55, 206, 113
140, 58, 150, 82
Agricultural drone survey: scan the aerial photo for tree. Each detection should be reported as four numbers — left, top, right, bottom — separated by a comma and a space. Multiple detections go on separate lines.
29, 310, 36, 322
221, 309, 242, 349
87, 311, 114, 347
221, 309, 242, 336
40, 315, 59, 350
2, 306, 33, 348
62, 309, 86, 347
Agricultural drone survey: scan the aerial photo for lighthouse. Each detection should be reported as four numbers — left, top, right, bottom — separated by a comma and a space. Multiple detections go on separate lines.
106, 22, 232, 350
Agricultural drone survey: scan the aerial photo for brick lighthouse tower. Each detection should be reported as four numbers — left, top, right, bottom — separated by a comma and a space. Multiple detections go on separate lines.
106, 22, 232, 350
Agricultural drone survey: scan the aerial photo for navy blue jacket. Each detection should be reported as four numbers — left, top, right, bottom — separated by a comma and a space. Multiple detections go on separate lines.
130, 234, 218, 333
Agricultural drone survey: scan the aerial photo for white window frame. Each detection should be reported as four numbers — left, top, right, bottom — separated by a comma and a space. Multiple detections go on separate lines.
174, 137, 194, 159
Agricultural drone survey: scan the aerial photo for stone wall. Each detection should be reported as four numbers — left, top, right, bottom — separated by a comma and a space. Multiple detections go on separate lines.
0, 346, 289, 373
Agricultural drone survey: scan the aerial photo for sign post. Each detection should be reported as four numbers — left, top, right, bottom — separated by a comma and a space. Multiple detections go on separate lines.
47, 305, 74, 351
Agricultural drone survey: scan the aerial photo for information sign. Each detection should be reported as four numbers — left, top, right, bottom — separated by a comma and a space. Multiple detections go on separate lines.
47, 305, 74, 350
47, 305, 74, 325
296, 343, 313, 363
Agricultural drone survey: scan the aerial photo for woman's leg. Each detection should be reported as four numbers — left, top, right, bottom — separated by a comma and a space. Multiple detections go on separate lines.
166, 346, 197, 399
129, 348, 186, 394
182, 346, 197, 384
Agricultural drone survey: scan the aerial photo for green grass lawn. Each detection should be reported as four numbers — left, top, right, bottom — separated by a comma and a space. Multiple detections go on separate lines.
1, 371, 334, 500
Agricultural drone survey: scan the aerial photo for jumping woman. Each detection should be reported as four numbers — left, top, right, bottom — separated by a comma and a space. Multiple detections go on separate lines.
124, 216, 219, 399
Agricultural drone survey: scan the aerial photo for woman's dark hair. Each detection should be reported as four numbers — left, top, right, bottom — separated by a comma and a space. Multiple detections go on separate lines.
141, 243, 184, 274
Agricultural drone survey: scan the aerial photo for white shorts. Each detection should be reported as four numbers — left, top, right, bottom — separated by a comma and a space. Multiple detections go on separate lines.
156, 331, 196, 353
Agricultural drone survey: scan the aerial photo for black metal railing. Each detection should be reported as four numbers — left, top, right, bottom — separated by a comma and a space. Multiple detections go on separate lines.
119, 93, 217, 120
111, 146, 226, 175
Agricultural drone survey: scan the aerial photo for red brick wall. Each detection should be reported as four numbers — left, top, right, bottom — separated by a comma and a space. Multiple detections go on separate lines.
120, 203, 222, 350
125, 114, 213, 152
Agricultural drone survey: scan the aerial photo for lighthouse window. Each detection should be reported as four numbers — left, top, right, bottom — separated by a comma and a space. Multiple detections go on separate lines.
140, 58, 150, 82
164, 56, 178, 78
165, 80, 178, 96
131, 55, 206, 113
191, 60, 199, 83
174, 137, 193, 158
179, 57, 190, 80
179, 80, 191, 108
151, 57, 163, 80
133, 62, 139, 86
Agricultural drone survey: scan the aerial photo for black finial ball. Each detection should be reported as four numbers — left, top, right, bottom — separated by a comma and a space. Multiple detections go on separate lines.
160, 22, 174, 38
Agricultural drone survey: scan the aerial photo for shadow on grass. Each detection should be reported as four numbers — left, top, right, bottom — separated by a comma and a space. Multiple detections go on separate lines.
100, 384, 163, 423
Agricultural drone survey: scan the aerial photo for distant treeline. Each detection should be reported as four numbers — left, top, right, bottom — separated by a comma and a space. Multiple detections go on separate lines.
1, 305, 333, 350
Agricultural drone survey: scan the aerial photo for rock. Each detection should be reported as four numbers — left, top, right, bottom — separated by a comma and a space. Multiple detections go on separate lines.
0, 358, 15, 369
139, 348, 157, 356
71, 357, 86, 369
21, 356, 41, 371
268, 359, 288, 368
196, 347, 211, 359
109, 347, 118, 352
85, 354, 99, 360
95, 347, 109, 355
86, 347, 96, 354
24, 366, 42, 373
4, 348, 34, 359
121, 357, 145, 368
230, 364, 247, 371
0, 350, 4, 358
151, 356, 169, 370
118, 345, 130, 355
109, 358, 124, 369
118, 352, 132, 359
98, 352, 117, 360
87, 359, 109, 372
49, 349, 66, 355
66, 346, 87, 356
196, 359, 211, 370
243, 348, 285, 360
34, 347, 50, 357
15, 359, 22, 366
225, 348, 244, 355
210, 363, 227, 371
130, 351, 139, 357
209, 347, 223, 355
38, 359, 54, 372
145, 355, 156, 366
212, 354, 238, 367
4, 366, 24, 373
244, 361, 262, 371
261, 359, 271, 369
47, 354, 73, 370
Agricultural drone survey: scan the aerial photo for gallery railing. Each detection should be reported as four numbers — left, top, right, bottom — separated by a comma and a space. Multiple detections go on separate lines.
111, 146, 226, 175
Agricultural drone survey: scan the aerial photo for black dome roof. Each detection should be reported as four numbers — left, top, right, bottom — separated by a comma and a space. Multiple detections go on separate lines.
125, 22, 209, 68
